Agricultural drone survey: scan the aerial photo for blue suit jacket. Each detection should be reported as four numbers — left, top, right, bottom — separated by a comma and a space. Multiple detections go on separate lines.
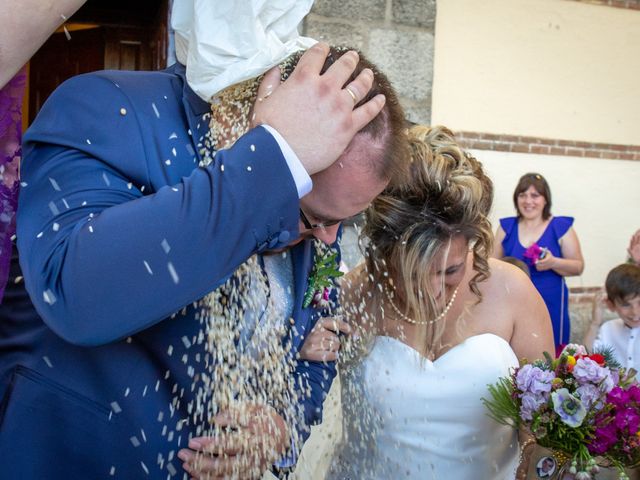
0, 64, 336, 478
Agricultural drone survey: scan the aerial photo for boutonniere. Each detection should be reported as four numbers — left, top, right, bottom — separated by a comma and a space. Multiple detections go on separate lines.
303, 242, 343, 308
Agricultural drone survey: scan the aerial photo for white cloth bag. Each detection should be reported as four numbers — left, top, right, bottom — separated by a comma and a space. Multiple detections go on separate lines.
171, 0, 317, 102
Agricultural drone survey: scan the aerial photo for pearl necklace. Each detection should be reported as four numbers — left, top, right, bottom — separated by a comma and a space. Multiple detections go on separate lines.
384, 285, 459, 325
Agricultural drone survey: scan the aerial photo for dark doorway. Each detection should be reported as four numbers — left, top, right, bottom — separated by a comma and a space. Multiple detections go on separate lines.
27, 0, 169, 124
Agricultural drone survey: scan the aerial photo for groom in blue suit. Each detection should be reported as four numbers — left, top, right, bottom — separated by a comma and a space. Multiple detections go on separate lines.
0, 41, 407, 478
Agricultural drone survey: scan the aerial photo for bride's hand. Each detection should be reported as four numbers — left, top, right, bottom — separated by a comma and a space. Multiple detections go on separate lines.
516, 437, 536, 480
299, 316, 352, 362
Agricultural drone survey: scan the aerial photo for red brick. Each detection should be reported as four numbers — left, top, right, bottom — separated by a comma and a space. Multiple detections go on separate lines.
471, 141, 494, 150
516, 135, 534, 144
493, 142, 513, 152
550, 147, 565, 155
530, 145, 550, 154
609, 144, 628, 151
584, 150, 602, 158
480, 132, 501, 141
512, 144, 530, 153
565, 148, 585, 157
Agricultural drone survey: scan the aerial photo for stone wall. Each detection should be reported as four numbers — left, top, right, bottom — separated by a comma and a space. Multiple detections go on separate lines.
303, 0, 436, 124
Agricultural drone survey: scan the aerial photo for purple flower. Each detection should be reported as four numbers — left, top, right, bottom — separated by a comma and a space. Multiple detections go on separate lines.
589, 423, 617, 455
615, 407, 640, 433
607, 386, 631, 406
311, 287, 331, 308
552, 388, 587, 427
572, 357, 614, 392
520, 392, 547, 420
516, 364, 555, 395
575, 383, 604, 411
629, 385, 640, 402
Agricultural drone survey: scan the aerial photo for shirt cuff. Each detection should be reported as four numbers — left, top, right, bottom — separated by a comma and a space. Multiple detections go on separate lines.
274, 434, 299, 469
260, 124, 312, 198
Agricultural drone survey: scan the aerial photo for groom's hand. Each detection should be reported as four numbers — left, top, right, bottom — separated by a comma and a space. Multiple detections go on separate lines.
178, 404, 289, 479
299, 316, 352, 362
252, 42, 386, 176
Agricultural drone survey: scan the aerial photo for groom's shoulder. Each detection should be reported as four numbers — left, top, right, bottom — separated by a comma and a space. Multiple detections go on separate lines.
91, 66, 181, 94
28, 68, 186, 137
47, 66, 183, 110
62, 70, 182, 101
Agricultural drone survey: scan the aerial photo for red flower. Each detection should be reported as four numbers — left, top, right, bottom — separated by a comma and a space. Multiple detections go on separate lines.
588, 353, 606, 366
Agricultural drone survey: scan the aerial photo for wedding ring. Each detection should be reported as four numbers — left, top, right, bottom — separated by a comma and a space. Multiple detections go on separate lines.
345, 86, 358, 104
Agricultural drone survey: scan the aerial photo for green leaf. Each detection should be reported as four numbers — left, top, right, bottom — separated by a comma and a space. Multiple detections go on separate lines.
543, 351, 554, 368
482, 377, 520, 427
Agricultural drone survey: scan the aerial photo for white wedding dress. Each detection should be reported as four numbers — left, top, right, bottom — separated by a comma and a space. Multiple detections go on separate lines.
327, 333, 520, 480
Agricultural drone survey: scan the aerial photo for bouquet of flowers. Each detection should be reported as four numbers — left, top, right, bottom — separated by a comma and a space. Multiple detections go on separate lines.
483, 344, 640, 479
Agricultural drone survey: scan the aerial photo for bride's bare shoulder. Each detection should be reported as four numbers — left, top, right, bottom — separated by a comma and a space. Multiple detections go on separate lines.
484, 257, 536, 300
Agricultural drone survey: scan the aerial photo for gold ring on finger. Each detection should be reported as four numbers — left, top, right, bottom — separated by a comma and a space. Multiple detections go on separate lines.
345, 86, 357, 104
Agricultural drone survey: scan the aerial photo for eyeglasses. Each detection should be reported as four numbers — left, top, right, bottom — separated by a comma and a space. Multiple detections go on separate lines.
299, 208, 342, 231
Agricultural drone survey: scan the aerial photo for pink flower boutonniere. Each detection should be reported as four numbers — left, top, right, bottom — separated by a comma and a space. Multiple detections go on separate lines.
303, 244, 343, 309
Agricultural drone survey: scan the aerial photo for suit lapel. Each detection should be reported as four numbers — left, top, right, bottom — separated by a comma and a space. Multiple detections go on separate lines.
289, 240, 314, 351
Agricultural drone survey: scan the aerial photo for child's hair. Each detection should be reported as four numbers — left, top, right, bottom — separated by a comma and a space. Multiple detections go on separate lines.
605, 263, 640, 303
501, 256, 530, 277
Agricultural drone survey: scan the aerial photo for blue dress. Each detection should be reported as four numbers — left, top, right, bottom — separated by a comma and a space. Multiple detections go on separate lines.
500, 216, 574, 347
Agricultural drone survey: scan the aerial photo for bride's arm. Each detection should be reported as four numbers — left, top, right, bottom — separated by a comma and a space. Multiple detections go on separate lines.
506, 266, 555, 362
497, 265, 554, 479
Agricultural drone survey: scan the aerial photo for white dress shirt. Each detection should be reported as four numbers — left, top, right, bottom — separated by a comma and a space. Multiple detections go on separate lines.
593, 318, 640, 375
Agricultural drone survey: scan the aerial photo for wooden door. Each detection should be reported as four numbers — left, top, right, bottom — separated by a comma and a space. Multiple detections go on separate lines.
28, 27, 105, 123
27, 0, 169, 124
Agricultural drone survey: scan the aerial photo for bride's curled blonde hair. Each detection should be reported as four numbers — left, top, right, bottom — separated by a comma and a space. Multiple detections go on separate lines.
363, 125, 493, 343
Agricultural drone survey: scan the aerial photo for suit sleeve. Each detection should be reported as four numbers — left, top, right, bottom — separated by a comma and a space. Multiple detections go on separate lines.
18, 74, 300, 346
295, 359, 337, 435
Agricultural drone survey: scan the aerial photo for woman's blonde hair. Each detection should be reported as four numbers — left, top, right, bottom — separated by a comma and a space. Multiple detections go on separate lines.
362, 125, 493, 350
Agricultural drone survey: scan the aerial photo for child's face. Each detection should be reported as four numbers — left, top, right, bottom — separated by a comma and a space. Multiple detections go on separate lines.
609, 295, 640, 328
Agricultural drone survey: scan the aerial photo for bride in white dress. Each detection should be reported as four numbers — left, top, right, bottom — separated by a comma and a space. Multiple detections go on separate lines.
327, 125, 554, 480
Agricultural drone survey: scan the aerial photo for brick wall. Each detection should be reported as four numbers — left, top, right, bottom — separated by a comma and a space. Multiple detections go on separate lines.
565, 0, 640, 10
456, 131, 640, 161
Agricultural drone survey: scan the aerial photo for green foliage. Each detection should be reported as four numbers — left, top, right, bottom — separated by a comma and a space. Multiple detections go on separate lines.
592, 345, 622, 370
302, 251, 343, 308
482, 376, 520, 428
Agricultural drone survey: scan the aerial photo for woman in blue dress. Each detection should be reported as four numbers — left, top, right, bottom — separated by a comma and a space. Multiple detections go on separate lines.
493, 173, 584, 351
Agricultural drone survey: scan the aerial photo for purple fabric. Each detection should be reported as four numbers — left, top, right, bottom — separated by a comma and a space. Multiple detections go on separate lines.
0, 68, 26, 302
